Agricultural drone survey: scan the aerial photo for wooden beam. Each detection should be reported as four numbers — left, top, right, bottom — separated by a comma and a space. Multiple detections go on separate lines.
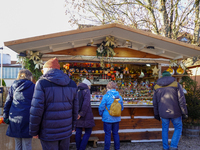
46, 46, 168, 59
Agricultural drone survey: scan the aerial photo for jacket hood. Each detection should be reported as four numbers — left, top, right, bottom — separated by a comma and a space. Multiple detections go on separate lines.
41, 69, 70, 86
107, 89, 120, 99
156, 76, 175, 86
78, 83, 89, 90
13, 79, 34, 92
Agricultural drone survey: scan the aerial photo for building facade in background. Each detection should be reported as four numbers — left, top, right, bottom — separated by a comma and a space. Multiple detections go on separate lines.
0, 54, 21, 87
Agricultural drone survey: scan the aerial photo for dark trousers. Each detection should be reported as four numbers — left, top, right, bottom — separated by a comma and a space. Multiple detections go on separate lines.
75, 127, 92, 150
103, 122, 120, 150
40, 137, 70, 150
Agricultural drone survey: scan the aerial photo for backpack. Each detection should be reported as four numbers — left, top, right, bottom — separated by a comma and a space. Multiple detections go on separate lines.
78, 87, 84, 112
106, 95, 122, 117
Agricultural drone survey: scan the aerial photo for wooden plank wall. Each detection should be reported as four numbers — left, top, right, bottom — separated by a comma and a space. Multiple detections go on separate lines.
70, 107, 174, 142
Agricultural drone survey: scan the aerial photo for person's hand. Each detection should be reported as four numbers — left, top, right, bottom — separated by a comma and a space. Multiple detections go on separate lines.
154, 115, 160, 121
33, 135, 38, 139
72, 130, 75, 133
77, 114, 81, 120
3, 118, 9, 124
182, 114, 188, 120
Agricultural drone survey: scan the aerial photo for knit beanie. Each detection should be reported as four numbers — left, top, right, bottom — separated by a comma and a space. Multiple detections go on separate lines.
107, 81, 117, 89
82, 78, 92, 86
162, 70, 171, 77
43, 58, 60, 69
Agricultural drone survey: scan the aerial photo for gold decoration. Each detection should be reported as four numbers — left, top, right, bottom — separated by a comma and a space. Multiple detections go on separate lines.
29, 51, 40, 61
105, 36, 116, 47
107, 47, 116, 57
152, 66, 159, 75
176, 65, 184, 75
166, 66, 174, 75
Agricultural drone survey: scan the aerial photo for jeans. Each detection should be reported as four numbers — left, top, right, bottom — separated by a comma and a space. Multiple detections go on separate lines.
15, 138, 32, 150
103, 122, 120, 150
75, 127, 92, 150
40, 137, 70, 150
161, 116, 182, 150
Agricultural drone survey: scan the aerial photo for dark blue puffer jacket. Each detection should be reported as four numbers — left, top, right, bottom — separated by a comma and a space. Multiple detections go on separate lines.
153, 76, 188, 119
29, 69, 79, 141
3, 79, 35, 138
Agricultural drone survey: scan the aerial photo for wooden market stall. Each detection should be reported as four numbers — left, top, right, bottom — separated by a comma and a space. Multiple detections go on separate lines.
4, 23, 200, 143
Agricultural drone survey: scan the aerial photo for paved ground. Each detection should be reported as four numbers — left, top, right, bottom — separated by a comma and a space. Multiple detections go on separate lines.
69, 136, 200, 150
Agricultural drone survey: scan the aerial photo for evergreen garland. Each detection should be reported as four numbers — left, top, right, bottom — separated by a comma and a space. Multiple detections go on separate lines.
24, 58, 42, 81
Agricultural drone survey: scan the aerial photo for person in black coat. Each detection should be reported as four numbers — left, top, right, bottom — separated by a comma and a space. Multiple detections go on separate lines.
75, 78, 95, 150
3, 69, 35, 150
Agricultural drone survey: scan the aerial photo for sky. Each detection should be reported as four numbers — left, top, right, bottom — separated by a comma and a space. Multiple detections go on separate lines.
0, 0, 77, 61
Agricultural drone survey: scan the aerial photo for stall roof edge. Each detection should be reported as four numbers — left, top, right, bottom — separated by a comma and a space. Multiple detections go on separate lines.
4, 23, 200, 59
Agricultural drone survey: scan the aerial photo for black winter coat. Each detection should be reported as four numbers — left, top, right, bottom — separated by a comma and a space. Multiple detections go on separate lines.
153, 76, 188, 119
76, 83, 95, 128
29, 69, 79, 141
3, 79, 35, 138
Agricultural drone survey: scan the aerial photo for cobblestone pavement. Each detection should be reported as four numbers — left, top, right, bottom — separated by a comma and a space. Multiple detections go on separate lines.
69, 136, 200, 150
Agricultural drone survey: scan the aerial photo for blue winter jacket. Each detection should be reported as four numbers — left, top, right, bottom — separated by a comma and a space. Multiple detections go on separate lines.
98, 89, 124, 123
3, 79, 35, 138
29, 69, 79, 141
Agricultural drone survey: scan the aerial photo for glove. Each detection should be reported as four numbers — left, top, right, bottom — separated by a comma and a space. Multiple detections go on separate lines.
182, 114, 188, 120
154, 115, 160, 121
3, 118, 9, 124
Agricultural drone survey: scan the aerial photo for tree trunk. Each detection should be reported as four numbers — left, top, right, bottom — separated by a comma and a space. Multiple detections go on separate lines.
192, 0, 200, 45
159, 0, 169, 37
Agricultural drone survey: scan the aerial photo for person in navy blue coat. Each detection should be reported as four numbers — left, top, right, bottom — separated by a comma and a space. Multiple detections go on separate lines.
75, 78, 95, 150
29, 58, 79, 150
3, 69, 35, 150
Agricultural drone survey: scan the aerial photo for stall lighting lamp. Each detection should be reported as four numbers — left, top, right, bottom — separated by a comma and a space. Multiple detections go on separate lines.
146, 64, 151, 67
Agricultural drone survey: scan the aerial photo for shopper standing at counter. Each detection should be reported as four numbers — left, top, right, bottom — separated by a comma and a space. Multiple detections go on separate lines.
99, 81, 124, 150
29, 58, 79, 150
75, 78, 95, 150
153, 71, 188, 150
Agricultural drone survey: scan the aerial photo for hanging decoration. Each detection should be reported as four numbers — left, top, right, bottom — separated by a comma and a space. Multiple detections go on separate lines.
17, 50, 43, 81
63, 63, 70, 70
152, 66, 160, 75
96, 36, 116, 58
34, 60, 43, 69
169, 59, 178, 67
166, 66, 174, 75
100, 58, 105, 68
139, 70, 145, 78
179, 61, 186, 70
28, 51, 43, 69
17, 56, 26, 68
176, 65, 185, 75
182, 55, 200, 67
29, 51, 40, 61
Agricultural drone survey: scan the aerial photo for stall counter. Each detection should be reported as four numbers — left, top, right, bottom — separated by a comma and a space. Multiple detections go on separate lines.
70, 105, 174, 143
